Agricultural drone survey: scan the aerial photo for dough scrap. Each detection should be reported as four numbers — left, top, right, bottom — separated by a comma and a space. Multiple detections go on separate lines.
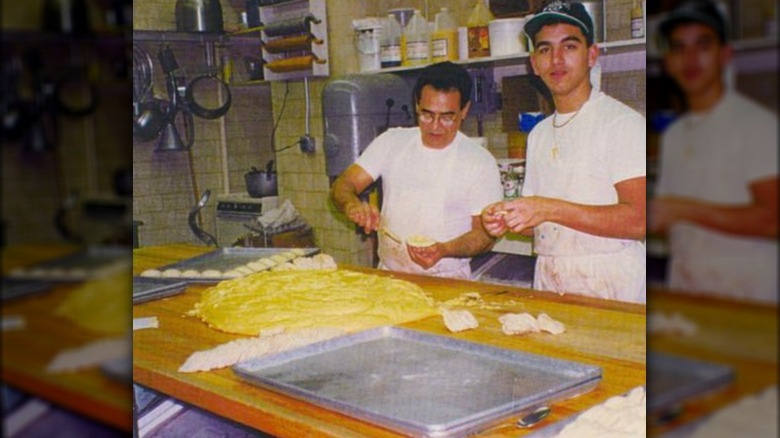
179, 327, 347, 373
499, 312, 566, 336
557, 386, 646, 438
689, 386, 777, 438
536, 312, 566, 335
190, 269, 438, 335
499, 313, 539, 335
442, 309, 479, 332
649, 311, 697, 336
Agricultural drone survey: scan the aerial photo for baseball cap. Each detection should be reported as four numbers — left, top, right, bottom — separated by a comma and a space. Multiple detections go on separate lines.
658, 0, 729, 45
524, 0, 595, 46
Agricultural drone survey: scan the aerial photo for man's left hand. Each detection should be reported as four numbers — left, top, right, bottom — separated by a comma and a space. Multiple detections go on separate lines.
407, 242, 444, 270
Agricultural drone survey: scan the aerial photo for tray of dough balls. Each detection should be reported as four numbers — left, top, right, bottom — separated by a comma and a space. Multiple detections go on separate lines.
6, 246, 130, 282
138, 247, 320, 283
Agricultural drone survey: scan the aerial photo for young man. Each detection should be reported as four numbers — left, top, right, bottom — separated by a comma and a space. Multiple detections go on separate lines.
330, 62, 502, 279
650, 0, 778, 302
481, 0, 646, 303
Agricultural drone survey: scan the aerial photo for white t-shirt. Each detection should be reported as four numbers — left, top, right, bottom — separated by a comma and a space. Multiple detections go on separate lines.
656, 91, 778, 303
356, 127, 503, 278
522, 89, 647, 303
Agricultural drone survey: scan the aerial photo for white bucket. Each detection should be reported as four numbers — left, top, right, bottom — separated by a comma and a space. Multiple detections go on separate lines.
488, 18, 526, 56
353, 20, 382, 72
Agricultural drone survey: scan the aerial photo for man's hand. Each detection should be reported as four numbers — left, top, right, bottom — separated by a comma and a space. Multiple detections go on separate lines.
407, 242, 444, 269
345, 201, 381, 234
499, 196, 551, 234
481, 202, 510, 237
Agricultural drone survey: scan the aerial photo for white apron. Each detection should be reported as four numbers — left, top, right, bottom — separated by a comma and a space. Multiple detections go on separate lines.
377, 140, 471, 280
533, 225, 646, 304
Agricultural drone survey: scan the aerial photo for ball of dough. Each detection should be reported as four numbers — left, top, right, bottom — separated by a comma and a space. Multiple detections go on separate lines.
222, 270, 243, 279
201, 269, 222, 278
162, 269, 182, 278
181, 269, 201, 278
140, 269, 162, 278
247, 261, 266, 272
235, 266, 254, 275
406, 235, 435, 247
291, 248, 306, 256
270, 254, 287, 264
260, 258, 277, 268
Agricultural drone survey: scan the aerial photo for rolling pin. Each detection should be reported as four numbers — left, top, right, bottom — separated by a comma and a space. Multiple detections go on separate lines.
263, 14, 319, 37
265, 55, 325, 73
263, 34, 322, 54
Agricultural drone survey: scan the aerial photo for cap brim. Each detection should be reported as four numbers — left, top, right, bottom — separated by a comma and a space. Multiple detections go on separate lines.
524, 11, 591, 41
658, 10, 724, 38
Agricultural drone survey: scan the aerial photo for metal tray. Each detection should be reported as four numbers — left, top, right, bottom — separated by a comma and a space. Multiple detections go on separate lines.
233, 326, 602, 438
6, 246, 130, 282
151, 247, 319, 283
132, 277, 188, 304
1, 278, 55, 301
647, 352, 734, 413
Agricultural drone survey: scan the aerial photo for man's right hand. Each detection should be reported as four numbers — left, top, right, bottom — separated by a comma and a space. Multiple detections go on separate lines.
345, 201, 381, 233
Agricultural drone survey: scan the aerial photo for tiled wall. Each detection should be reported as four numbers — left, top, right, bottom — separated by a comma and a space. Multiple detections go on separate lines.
132, 0, 645, 266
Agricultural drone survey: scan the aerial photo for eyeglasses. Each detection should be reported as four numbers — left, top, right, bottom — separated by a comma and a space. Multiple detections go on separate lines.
417, 110, 459, 126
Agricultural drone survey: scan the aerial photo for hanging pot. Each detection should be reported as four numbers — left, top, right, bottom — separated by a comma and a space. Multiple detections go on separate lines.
244, 160, 277, 198
175, 0, 224, 33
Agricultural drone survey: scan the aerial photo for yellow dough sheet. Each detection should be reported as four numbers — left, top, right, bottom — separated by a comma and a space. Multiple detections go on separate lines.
190, 269, 438, 335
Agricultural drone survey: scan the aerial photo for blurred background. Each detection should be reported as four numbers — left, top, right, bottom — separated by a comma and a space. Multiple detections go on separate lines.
646, 1, 777, 437
2, 0, 132, 436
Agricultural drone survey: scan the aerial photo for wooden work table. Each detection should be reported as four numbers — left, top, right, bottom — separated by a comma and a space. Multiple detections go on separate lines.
133, 244, 645, 437
1, 244, 132, 432
647, 286, 778, 436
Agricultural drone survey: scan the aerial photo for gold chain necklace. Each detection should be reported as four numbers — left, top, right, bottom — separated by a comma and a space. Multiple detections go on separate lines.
551, 106, 583, 159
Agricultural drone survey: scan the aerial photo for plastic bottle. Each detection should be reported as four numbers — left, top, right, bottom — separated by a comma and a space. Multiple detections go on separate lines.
630, 0, 644, 39
431, 7, 458, 63
381, 14, 403, 68
467, 0, 493, 58
403, 9, 430, 67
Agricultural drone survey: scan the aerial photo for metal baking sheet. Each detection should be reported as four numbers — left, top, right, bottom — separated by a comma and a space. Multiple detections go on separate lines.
133, 277, 187, 304
1, 278, 54, 301
233, 326, 602, 437
648, 352, 734, 413
5, 246, 130, 282
149, 247, 319, 283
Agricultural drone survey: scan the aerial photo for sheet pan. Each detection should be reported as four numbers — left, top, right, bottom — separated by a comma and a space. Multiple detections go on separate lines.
150, 247, 319, 283
233, 326, 602, 437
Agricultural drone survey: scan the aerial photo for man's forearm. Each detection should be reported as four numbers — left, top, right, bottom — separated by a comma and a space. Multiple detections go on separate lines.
550, 200, 646, 240
677, 201, 778, 238
330, 178, 360, 212
441, 228, 496, 258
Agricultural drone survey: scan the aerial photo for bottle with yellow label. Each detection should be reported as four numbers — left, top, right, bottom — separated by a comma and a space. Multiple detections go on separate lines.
431, 7, 458, 63
467, 0, 493, 58
403, 9, 430, 67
